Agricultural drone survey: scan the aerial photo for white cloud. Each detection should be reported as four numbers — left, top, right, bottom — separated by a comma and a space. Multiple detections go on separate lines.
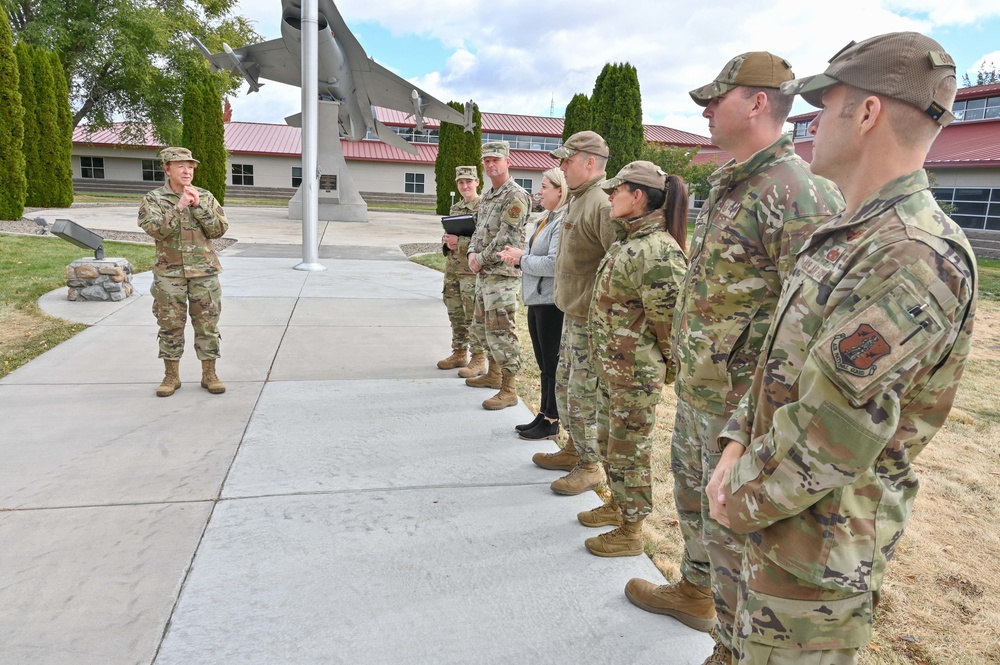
226, 0, 1000, 136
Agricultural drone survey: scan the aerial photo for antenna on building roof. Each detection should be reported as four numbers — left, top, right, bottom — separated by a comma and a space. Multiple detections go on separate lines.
550, 93, 555, 117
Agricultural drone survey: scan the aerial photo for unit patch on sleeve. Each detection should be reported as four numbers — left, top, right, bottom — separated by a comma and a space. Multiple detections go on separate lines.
831, 324, 891, 377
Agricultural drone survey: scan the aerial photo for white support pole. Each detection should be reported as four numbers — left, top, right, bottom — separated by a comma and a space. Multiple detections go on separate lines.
294, 0, 325, 271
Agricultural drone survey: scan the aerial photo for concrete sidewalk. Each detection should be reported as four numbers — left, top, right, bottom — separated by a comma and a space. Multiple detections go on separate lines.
0, 206, 712, 664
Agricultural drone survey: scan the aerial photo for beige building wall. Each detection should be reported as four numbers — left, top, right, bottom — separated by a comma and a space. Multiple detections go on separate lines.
928, 167, 1000, 188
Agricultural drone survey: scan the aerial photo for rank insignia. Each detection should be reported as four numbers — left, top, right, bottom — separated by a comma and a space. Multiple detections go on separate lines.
826, 248, 842, 262
831, 324, 891, 376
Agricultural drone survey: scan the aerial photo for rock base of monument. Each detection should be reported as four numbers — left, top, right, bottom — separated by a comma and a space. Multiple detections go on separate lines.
66, 258, 135, 302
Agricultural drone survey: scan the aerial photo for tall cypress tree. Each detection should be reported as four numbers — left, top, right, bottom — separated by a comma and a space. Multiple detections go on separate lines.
591, 62, 644, 175
14, 41, 40, 206
181, 76, 206, 176
196, 76, 227, 204
0, 7, 27, 220
32, 45, 59, 207
435, 101, 482, 215
562, 93, 591, 141
48, 50, 74, 207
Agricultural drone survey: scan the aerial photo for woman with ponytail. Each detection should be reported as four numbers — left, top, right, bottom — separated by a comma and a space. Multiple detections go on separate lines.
579, 160, 689, 558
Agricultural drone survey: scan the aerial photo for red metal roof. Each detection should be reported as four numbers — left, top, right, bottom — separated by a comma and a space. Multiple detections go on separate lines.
644, 125, 714, 147
956, 82, 1000, 101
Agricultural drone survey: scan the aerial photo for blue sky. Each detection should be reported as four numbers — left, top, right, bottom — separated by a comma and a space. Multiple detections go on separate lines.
227, 0, 1000, 138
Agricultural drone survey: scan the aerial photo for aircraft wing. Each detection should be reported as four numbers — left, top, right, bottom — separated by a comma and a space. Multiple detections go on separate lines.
357, 59, 466, 128
226, 38, 302, 88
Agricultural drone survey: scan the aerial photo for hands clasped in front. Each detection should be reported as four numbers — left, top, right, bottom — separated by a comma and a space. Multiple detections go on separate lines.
497, 245, 524, 267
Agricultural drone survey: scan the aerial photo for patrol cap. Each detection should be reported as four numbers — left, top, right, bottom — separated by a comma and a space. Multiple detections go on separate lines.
549, 130, 610, 159
689, 52, 795, 107
455, 165, 478, 182
599, 160, 668, 194
159, 146, 200, 164
482, 141, 510, 159
780, 32, 957, 126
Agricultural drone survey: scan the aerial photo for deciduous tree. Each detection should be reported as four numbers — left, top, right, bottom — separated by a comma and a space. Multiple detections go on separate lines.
3, 0, 260, 144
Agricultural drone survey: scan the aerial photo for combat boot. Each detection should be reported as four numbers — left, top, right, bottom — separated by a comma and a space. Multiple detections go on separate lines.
578, 501, 623, 528
156, 359, 181, 397
458, 352, 488, 378
623, 577, 717, 632
584, 517, 644, 557
701, 641, 733, 665
483, 370, 517, 410
436, 348, 469, 370
200, 359, 226, 394
465, 358, 502, 389
550, 461, 602, 495
531, 443, 579, 471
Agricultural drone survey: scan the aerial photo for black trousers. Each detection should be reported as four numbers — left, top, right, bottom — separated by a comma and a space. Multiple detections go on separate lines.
526, 304, 564, 419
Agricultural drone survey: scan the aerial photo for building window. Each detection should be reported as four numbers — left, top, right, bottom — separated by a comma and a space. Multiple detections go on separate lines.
81, 156, 105, 179
232, 164, 254, 186
514, 178, 533, 196
793, 120, 811, 139
141, 159, 164, 182
932, 187, 1000, 230
291, 166, 302, 188
404, 172, 425, 194
951, 96, 1000, 122
482, 132, 562, 152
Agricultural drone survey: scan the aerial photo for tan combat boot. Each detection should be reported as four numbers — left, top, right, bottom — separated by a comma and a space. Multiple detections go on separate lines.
578, 500, 623, 528
457, 352, 488, 378
532, 443, 580, 471
200, 359, 226, 394
701, 641, 733, 665
482, 370, 517, 410
584, 517, 644, 557
156, 359, 181, 397
550, 461, 602, 495
465, 357, 502, 389
437, 348, 469, 370
623, 577, 717, 632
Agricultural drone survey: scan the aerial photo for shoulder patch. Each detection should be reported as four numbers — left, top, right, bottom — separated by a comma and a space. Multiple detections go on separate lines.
719, 199, 741, 220
831, 324, 891, 376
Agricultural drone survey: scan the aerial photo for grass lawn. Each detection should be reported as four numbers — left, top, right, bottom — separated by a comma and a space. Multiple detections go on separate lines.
412, 251, 1000, 665
0, 234, 156, 379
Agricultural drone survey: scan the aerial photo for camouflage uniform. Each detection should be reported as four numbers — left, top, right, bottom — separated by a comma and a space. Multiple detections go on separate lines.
722, 170, 976, 660
443, 195, 485, 354
590, 209, 686, 521
671, 134, 843, 648
138, 183, 229, 360
554, 174, 616, 462
468, 177, 530, 372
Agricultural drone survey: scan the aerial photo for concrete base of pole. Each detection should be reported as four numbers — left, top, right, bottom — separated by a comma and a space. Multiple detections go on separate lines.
292, 261, 327, 271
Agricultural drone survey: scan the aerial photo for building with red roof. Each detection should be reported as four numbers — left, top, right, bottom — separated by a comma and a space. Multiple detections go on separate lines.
789, 83, 1000, 234
72, 108, 721, 202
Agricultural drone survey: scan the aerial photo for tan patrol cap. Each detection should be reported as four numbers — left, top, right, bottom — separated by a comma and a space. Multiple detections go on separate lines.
455, 165, 478, 181
599, 160, 668, 193
482, 141, 510, 159
159, 146, 200, 164
780, 32, 957, 126
550, 130, 610, 159
689, 52, 795, 107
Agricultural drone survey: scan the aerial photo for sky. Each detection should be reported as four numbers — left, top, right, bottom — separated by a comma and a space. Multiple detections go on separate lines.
223, 0, 1000, 138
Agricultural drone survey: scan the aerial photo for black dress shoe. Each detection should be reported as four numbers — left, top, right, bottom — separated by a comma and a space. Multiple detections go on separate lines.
518, 419, 560, 441
515, 412, 544, 432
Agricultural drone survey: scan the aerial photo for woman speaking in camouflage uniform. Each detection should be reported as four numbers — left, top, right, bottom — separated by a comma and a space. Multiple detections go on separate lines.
580, 161, 688, 558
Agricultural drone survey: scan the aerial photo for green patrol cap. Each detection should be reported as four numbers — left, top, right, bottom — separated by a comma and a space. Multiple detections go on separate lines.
455, 165, 478, 181
482, 141, 510, 159
780, 32, 957, 126
550, 130, 609, 159
599, 160, 668, 193
689, 52, 795, 107
159, 146, 200, 164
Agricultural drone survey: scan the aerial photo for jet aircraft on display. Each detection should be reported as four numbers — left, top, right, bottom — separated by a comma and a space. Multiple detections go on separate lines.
191, 0, 472, 155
